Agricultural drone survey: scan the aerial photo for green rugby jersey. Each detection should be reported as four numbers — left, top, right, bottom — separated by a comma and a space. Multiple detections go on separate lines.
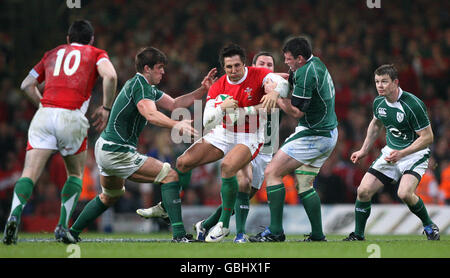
101, 73, 164, 148
373, 88, 430, 150
292, 56, 338, 132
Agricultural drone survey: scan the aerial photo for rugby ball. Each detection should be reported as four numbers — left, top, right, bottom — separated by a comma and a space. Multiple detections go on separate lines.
214, 94, 230, 107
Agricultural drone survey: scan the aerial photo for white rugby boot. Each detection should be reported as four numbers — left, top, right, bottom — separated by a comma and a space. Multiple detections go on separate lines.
205, 222, 230, 242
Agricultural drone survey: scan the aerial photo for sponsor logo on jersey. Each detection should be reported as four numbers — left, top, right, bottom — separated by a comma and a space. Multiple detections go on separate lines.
396, 112, 404, 122
378, 107, 387, 117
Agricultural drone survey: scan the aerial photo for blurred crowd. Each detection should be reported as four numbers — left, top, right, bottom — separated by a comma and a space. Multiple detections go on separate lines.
0, 0, 449, 229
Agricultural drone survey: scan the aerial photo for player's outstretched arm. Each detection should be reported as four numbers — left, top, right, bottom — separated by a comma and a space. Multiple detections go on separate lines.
137, 99, 198, 138
20, 75, 42, 107
158, 68, 218, 111
351, 117, 384, 163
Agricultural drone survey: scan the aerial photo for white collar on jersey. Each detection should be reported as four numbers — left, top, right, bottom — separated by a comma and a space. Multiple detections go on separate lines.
397, 87, 403, 100
306, 55, 314, 62
136, 72, 150, 85
384, 87, 404, 109
226, 67, 248, 85
70, 43, 85, 46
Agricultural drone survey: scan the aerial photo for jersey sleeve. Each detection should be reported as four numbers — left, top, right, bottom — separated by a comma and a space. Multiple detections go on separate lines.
95, 49, 110, 65
154, 87, 164, 102
292, 63, 316, 99
206, 81, 221, 102
30, 55, 46, 83
373, 96, 383, 120
408, 97, 430, 131
133, 79, 159, 105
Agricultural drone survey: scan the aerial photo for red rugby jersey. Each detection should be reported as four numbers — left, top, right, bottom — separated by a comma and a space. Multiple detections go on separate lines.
31, 43, 109, 112
206, 67, 271, 133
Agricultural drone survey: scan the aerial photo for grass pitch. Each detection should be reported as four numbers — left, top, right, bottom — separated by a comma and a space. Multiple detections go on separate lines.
1, 233, 449, 258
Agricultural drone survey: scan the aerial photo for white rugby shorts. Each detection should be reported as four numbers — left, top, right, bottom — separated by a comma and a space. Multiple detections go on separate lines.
280, 126, 338, 168
251, 152, 272, 189
94, 137, 148, 179
202, 126, 264, 158
27, 106, 89, 156
370, 145, 430, 182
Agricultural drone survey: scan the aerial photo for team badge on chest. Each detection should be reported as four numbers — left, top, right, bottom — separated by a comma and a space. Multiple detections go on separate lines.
396, 112, 404, 123
244, 87, 253, 100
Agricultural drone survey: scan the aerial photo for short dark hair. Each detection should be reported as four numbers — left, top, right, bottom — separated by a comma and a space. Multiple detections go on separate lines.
374, 64, 398, 81
135, 47, 168, 73
68, 20, 94, 45
282, 36, 312, 60
219, 43, 246, 68
252, 51, 275, 66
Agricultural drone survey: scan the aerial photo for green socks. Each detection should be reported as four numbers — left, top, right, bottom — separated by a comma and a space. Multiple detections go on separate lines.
408, 197, 433, 227
71, 195, 108, 236
267, 184, 285, 235
9, 177, 34, 221
58, 176, 83, 228
175, 168, 192, 191
354, 200, 371, 238
218, 176, 238, 228
202, 191, 250, 234
161, 181, 186, 238
202, 206, 222, 230
299, 188, 324, 239
234, 192, 250, 234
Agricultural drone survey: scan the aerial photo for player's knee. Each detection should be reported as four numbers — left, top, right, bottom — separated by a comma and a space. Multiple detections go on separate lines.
220, 160, 237, 177
397, 188, 414, 203
99, 190, 122, 206
295, 165, 319, 194
161, 168, 178, 184
264, 165, 277, 180
176, 156, 191, 172
238, 178, 251, 193
357, 186, 372, 201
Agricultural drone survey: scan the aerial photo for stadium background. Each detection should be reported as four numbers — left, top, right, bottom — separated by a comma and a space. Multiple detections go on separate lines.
0, 0, 448, 235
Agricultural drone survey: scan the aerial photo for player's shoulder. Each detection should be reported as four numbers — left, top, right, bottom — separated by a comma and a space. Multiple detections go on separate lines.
210, 74, 227, 89
399, 90, 428, 113
372, 95, 386, 110
248, 66, 272, 75
400, 90, 425, 105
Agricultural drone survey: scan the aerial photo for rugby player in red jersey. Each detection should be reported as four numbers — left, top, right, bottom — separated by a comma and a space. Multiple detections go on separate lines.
3, 19, 117, 244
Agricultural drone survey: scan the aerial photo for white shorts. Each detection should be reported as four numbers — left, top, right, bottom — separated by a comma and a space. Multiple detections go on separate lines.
94, 137, 148, 179
27, 106, 89, 156
202, 126, 264, 158
251, 152, 272, 189
280, 127, 338, 168
369, 145, 430, 183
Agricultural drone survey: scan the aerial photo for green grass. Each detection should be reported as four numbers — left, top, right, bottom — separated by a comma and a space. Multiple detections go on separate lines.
1, 233, 449, 258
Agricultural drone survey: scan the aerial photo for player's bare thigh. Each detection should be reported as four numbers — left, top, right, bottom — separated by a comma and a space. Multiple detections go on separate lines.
397, 173, 420, 205
128, 156, 177, 184
21, 149, 55, 183
176, 139, 224, 172
356, 172, 384, 202
264, 149, 302, 187
221, 144, 252, 178
62, 150, 87, 180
